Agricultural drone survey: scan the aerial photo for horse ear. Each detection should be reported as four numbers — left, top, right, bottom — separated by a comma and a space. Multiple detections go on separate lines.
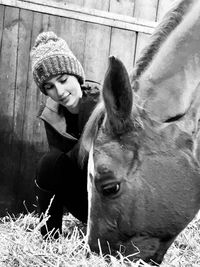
137, 0, 200, 122
103, 56, 133, 134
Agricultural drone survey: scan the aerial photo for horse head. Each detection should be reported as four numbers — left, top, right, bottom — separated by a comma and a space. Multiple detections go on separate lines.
80, 0, 200, 264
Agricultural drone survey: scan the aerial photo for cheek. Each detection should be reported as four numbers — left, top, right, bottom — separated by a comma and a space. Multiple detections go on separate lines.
71, 84, 82, 97
140, 156, 179, 185
138, 154, 199, 201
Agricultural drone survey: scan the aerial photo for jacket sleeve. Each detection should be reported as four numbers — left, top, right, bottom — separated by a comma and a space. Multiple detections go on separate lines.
44, 121, 77, 153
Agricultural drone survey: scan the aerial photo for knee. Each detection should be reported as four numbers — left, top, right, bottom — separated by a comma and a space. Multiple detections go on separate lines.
36, 150, 63, 190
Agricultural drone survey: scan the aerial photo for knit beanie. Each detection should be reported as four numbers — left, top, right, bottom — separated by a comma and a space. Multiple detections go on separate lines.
31, 31, 85, 94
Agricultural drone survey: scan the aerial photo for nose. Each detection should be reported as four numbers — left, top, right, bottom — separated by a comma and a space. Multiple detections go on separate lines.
55, 82, 65, 98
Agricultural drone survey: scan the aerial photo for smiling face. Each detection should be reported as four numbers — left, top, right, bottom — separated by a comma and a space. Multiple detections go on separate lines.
43, 74, 82, 113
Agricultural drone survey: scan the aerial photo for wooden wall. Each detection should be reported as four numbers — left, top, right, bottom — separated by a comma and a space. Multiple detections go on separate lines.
0, 0, 175, 216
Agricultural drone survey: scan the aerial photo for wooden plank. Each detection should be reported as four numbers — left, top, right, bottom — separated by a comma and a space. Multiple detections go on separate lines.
133, 0, 158, 66
0, 6, 19, 215
109, 0, 135, 16
19, 12, 49, 212
13, 9, 34, 212
48, 13, 63, 36
52, 0, 84, 5
134, 33, 151, 63
0, 0, 157, 34
0, 6, 19, 124
26, 14, 50, 148
83, 23, 111, 83
133, 0, 159, 21
109, 28, 136, 75
82, 0, 110, 77
82, 0, 110, 82
14, 9, 33, 145
23, 12, 49, 149
0, 5, 4, 46
109, 0, 141, 79
67, 0, 84, 5
48, 15, 87, 76
84, 0, 110, 11
63, 19, 87, 66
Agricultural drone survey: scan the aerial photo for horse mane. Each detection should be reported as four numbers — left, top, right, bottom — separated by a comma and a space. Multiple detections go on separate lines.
78, 0, 192, 164
131, 0, 192, 82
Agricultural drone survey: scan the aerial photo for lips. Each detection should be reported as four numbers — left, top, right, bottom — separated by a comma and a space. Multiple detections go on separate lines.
59, 93, 70, 102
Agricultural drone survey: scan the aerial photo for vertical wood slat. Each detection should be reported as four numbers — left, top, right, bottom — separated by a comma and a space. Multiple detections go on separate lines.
82, 1, 111, 83
133, 0, 159, 63
109, 0, 135, 16
47, 0, 84, 6
18, 12, 49, 212
65, 0, 84, 5
133, 0, 159, 21
68, 19, 87, 66
83, 0, 110, 11
24, 12, 49, 152
48, 15, 87, 66
0, 6, 19, 214
134, 33, 151, 62
0, 6, 19, 128
83, 23, 111, 83
109, 0, 136, 74
109, 28, 136, 74
0, 5, 4, 47
13, 9, 34, 211
0, 5, 6, 214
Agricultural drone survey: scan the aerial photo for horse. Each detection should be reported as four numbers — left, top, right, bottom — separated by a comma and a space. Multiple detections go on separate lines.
79, 0, 200, 264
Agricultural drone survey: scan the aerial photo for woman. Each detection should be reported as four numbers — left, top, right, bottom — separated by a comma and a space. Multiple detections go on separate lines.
30, 31, 101, 238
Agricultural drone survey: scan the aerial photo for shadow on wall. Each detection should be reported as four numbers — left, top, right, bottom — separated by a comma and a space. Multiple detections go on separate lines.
0, 114, 47, 217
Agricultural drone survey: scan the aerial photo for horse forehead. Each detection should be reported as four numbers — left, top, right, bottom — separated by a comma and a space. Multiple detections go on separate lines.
94, 121, 192, 161
94, 140, 135, 164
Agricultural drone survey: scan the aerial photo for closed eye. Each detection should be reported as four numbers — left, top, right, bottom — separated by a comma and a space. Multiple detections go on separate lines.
59, 74, 69, 84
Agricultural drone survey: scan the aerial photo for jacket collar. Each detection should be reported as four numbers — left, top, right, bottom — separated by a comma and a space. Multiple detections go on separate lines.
39, 97, 70, 137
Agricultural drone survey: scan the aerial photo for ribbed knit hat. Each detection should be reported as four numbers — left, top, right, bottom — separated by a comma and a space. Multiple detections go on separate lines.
31, 31, 85, 94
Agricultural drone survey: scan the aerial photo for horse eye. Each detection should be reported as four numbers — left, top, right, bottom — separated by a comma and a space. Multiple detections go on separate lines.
101, 183, 120, 197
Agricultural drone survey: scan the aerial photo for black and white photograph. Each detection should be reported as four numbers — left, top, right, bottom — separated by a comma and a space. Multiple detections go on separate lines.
0, 0, 200, 266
